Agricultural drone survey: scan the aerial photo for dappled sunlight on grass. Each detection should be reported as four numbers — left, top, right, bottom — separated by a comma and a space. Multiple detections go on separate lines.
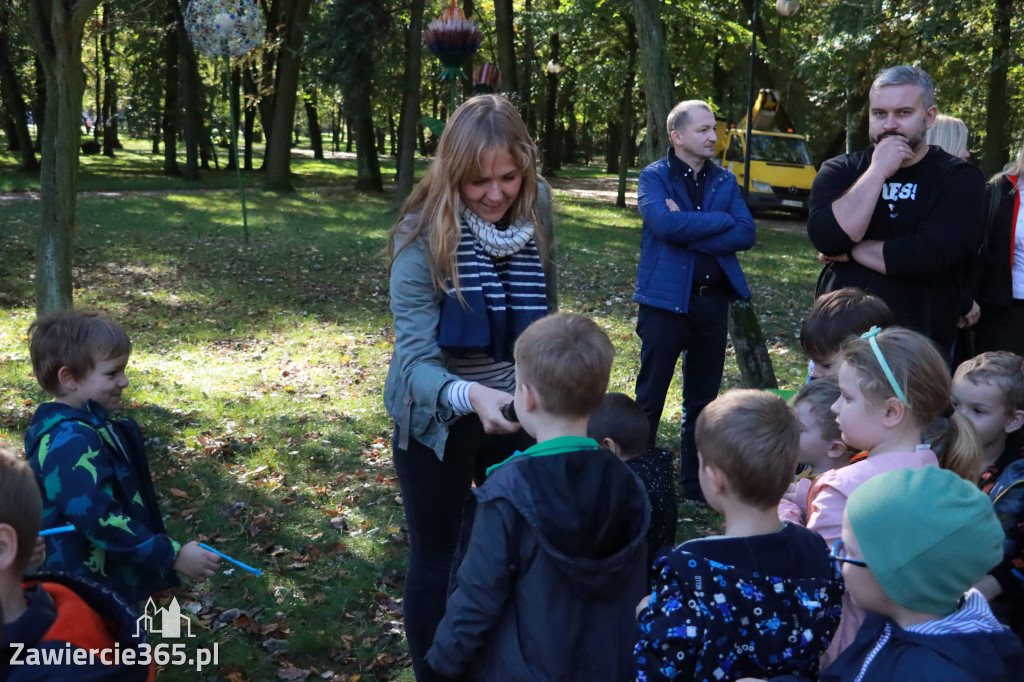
0, 160, 816, 677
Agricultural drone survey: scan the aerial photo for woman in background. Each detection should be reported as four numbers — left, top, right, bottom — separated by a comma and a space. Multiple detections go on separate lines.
975, 140, 1024, 356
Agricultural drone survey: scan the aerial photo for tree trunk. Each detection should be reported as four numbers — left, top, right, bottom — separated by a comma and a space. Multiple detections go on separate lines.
0, 2, 39, 172
243, 70, 256, 170
226, 65, 241, 171
304, 86, 323, 160
161, 0, 180, 177
494, 0, 517, 95
617, 22, 637, 208
541, 4, 560, 175
632, 0, 674, 164
519, 0, 535, 134
981, 0, 1012, 178
33, 57, 46, 152
728, 302, 778, 389
171, 0, 201, 180
263, 0, 314, 191
244, 63, 272, 169
354, 114, 382, 191
606, 123, 619, 174
396, 0, 425, 200
100, 2, 118, 156
28, 0, 103, 314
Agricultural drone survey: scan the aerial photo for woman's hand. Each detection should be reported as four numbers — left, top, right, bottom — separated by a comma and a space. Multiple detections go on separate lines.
958, 300, 981, 328
468, 384, 521, 434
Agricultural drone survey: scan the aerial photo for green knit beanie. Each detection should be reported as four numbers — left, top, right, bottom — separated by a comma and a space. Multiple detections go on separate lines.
846, 466, 1004, 616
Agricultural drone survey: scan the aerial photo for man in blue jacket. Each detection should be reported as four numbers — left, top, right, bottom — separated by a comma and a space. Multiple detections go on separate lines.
633, 99, 756, 503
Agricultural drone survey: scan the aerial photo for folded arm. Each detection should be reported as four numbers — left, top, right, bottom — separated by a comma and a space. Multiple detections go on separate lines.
638, 167, 734, 245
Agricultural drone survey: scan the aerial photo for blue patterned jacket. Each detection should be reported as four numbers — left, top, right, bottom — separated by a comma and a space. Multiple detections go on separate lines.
635, 523, 843, 681
990, 456, 1024, 637
24, 401, 180, 605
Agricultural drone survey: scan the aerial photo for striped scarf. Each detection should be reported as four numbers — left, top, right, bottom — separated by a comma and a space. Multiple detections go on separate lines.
437, 209, 548, 362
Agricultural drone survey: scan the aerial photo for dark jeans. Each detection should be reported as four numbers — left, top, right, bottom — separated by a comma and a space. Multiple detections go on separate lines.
393, 415, 533, 681
634, 297, 730, 501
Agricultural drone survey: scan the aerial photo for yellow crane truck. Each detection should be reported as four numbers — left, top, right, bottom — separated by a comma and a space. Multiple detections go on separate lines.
714, 89, 817, 215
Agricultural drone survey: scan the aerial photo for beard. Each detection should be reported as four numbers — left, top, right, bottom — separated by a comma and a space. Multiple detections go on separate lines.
872, 125, 927, 151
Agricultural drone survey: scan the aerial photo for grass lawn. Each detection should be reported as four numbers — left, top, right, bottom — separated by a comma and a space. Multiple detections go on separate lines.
0, 142, 820, 680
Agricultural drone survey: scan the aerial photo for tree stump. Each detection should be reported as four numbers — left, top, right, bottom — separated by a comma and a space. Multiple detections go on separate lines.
729, 300, 778, 389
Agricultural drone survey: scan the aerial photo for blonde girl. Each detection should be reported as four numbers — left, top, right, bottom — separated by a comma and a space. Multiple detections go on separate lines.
807, 325, 981, 665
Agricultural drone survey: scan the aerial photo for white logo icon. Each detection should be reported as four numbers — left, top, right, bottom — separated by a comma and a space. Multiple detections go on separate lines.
135, 597, 195, 639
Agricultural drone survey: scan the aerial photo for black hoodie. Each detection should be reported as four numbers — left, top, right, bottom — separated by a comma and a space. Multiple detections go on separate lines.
427, 438, 650, 681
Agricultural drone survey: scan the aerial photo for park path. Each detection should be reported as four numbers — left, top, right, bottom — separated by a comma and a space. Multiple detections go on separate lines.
544, 174, 806, 235
0, 172, 806, 235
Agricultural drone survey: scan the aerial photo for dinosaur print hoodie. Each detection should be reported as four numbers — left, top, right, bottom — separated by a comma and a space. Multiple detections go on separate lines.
24, 400, 180, 605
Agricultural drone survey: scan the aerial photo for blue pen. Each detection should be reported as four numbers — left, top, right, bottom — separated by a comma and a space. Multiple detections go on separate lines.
199, 543, 262, 576
40, 525, 75, 537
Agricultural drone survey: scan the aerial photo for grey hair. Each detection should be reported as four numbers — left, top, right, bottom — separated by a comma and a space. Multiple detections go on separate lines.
871, 66, 935, 109
666, 100, 713, 136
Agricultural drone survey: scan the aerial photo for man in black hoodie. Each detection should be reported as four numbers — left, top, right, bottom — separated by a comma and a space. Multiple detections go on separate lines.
426, 314, 650, 681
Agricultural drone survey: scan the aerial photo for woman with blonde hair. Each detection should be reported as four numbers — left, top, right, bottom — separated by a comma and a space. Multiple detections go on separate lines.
384, 94, 556, 680
927, 114, 970, 160
927, 115, 978, 361
975, 140, 1024, 356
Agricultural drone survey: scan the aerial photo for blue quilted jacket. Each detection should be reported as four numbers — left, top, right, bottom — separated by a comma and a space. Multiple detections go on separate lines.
633, 150, 755, 314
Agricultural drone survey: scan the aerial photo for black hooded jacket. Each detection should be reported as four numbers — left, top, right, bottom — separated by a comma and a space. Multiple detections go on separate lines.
427, 439, 650, 681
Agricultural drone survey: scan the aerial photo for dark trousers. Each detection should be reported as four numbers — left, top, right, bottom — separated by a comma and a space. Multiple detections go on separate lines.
634, 297, 730, 501
393, 415, 533, 681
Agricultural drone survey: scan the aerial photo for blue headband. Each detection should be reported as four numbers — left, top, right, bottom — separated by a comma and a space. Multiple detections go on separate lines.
861, 326, 911, 409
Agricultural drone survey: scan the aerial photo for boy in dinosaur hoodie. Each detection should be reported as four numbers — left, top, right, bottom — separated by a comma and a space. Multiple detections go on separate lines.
23, 312, 219, 606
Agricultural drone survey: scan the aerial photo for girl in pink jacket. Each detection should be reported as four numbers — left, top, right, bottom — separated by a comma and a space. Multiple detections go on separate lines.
808, 326, 982, 666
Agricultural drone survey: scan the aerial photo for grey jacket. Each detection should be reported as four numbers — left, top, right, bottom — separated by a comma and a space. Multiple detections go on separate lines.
383, 183, 557, 459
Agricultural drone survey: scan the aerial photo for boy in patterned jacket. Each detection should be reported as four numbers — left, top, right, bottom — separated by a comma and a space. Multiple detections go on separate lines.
635, 390, 842, 681
24, 312, 219, 605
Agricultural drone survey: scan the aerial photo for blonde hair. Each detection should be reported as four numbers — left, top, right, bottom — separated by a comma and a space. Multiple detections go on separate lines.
927, 114, 968, 159
795, 376, 843, 442
0, 446, 42, 573
841, 327, 981, 482
954, 351, 1024, 413
996, 139, 1024, 191
695, 390, 799, 509
514, 313, 613, 418
388, 95, 546, 295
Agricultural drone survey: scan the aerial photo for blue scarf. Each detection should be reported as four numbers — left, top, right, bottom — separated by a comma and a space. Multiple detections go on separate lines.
437, 209, 548, 362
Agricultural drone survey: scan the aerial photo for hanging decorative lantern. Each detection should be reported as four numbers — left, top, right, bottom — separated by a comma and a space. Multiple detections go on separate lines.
183, 0, 265, 243
424, 0, 482, 82
472, 64, 501, 94
183, 0, 265, 58
776, 0, 800, 18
